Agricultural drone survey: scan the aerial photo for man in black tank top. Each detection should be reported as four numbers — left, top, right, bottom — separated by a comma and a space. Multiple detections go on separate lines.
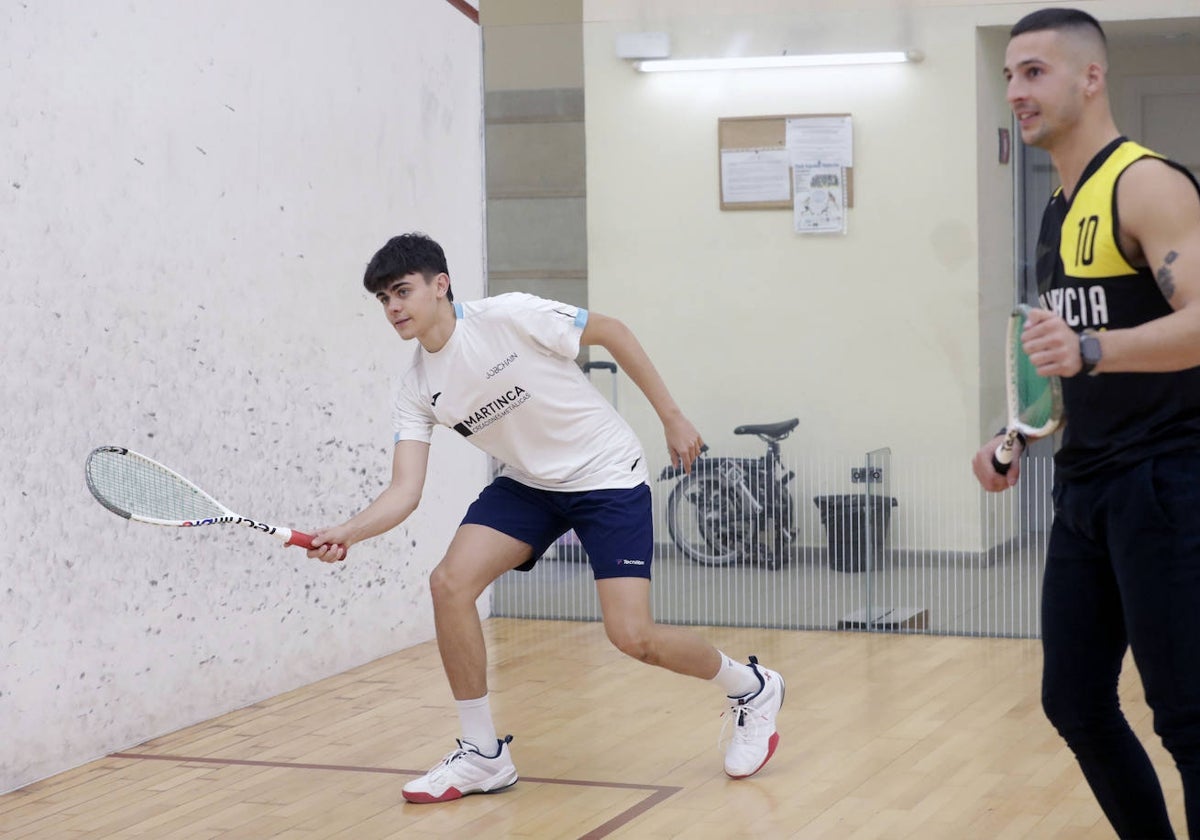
972, 9, 1200, 838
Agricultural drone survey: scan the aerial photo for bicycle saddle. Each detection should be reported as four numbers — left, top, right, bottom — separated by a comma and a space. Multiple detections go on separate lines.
733, 418, 799, 439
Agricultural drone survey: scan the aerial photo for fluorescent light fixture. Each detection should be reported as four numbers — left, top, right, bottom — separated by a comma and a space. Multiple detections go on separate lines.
635, 50, 922, 72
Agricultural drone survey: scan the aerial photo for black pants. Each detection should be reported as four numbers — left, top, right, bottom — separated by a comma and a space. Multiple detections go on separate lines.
1042, 452, 1200, 840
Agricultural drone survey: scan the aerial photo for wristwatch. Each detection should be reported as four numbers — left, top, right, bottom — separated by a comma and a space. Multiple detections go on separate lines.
1079, 329, 1102, 376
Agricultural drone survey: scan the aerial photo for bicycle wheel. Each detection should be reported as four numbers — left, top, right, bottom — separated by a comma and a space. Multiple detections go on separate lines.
665, 473, 752, 566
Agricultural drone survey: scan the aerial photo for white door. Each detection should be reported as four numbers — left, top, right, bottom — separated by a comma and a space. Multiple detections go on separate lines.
1123, 75, 1200, 178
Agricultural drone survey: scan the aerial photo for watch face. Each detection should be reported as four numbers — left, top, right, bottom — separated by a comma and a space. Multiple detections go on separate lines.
1082, 335, 1102, 365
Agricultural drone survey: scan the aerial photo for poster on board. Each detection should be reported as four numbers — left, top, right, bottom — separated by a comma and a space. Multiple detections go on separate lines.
792, 165, 847, 234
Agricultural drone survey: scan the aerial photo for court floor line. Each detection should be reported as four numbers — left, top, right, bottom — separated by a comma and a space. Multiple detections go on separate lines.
109, 751, 682, 839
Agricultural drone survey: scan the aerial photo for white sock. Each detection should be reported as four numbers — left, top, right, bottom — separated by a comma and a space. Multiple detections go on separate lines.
711, 652, 761, 698
456, 695, 498, 754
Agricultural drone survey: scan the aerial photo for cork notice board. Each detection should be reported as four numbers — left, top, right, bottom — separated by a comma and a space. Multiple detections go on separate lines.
718, 113, 854, 210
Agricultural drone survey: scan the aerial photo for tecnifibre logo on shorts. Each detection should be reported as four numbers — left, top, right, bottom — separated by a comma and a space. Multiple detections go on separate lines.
453, 386, 530, 437
617, 559, 646, 566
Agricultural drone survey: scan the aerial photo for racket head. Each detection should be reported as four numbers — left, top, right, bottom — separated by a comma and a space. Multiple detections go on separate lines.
1005, 304, 1064, 437
85, 446, 231, 525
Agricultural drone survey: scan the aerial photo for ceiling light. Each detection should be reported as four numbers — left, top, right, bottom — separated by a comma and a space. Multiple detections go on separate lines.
634, 50, 922, 73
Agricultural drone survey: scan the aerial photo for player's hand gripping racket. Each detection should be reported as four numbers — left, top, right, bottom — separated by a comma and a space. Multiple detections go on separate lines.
86, 446, 317, 549
992, 305, 1064, 475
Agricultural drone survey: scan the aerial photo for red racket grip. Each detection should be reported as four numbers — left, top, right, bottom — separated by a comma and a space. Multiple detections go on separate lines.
284, 530, 317, 549
284, 530, 347, 557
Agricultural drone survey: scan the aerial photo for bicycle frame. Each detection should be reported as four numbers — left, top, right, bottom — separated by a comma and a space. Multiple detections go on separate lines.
658, 420, 797, 568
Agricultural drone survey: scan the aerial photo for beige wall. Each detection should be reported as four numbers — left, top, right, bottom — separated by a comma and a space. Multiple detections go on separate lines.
581, 0, 1197, 551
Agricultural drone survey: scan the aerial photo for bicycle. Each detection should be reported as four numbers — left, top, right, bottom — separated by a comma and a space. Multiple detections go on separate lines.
657, 418, 798, 569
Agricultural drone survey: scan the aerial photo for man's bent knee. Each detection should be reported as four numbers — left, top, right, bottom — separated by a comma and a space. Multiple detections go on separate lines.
1152, 704, 1200, 765
429, 561, 483, 607
607, 623, 658, 664
1043, 685, 1127, 746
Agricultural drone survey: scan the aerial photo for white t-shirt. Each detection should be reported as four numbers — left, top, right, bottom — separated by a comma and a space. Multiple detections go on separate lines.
392, 293, 649, 491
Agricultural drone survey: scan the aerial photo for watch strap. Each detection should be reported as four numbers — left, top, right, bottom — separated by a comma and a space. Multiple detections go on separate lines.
1079, 329, 1101, 376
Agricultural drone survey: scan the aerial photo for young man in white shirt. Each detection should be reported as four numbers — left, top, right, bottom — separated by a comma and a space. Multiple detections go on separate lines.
308, 233, 785, 803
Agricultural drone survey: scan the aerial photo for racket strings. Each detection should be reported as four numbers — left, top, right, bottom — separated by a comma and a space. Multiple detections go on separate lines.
1008, 308, 1062, 433
86, 448, 226, 522
1015, 353, 1054, 427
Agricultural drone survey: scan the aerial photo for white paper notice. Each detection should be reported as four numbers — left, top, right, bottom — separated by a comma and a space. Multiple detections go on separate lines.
720, 148, 792, 204
793, 165, 847, 234
785, 116, 853, 167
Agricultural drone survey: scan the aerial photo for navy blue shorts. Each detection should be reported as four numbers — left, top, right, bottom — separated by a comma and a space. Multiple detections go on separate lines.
460, 476, 652, 579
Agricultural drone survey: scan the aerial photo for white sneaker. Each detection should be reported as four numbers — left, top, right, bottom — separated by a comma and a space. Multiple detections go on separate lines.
402, 735, 518, 804
723, 657, 784, 779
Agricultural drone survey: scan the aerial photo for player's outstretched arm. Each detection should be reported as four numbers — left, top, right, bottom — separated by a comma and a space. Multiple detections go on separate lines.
307, 440, 430, 563
580, 312, 704, 473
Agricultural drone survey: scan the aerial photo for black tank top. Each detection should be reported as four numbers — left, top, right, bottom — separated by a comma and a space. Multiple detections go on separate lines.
1036, 137, 1200, 480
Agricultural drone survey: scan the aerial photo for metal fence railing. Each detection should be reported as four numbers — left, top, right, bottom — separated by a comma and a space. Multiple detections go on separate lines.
492, 452, 1054, 639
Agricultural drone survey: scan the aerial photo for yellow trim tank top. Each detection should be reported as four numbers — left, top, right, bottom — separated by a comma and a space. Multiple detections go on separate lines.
1036, 138, 1200, 480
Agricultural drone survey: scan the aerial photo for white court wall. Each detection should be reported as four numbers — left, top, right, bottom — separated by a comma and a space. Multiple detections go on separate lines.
581, 0, 1196, 553
1, 0, 485, 793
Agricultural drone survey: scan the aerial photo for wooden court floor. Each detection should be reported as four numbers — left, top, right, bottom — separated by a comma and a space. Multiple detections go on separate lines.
0, 618, 1185, 839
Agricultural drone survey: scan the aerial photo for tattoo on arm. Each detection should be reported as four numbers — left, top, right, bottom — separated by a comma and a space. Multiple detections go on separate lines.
1156, 250, 1179, 301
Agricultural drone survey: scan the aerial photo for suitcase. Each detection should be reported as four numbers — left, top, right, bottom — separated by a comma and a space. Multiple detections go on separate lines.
582, 360, 618, 411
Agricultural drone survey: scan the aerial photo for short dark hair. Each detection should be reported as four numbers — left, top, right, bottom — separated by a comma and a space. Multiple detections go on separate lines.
363, 232, 454, 302
1011, 8, 1106, 47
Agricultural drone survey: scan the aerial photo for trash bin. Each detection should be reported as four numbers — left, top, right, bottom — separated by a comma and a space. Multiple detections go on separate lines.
813, 494, 898, 572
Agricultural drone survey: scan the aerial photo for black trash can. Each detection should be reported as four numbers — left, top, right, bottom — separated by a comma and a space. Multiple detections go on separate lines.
813, 494, 898, 572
